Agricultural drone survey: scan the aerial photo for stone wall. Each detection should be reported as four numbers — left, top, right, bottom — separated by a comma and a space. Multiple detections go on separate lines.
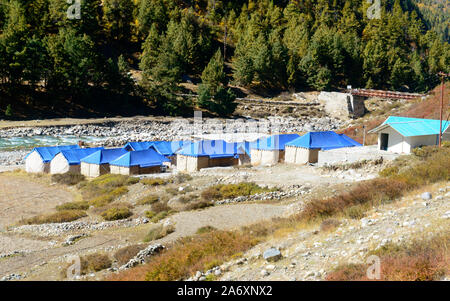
318, 92, 366, 119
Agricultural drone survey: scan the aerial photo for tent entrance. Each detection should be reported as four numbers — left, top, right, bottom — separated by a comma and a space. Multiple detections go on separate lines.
380, 133, 389, 151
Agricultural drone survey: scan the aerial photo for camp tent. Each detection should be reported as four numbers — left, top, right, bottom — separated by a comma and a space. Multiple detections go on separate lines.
123, 141, 154, 151
285, 131, 362, 164
176, 140, 248, 172
250, 134, 299, 166
110, 149, 170, 175
50, 148, 104, 174
80, 148, 128, 177
25, 145, 80, 173
368, 116, 450, 154
150, 141, 187, 166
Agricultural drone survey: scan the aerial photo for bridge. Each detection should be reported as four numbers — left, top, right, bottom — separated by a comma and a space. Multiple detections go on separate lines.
348, 89, 426, 100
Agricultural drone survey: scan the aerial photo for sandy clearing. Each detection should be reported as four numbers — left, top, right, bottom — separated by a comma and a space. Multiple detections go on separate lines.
0, 174, 74, 228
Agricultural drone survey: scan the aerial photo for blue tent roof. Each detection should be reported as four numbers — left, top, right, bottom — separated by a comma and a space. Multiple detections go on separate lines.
25, 145, 80, 163
251, 134, 300, 151
81, 148, 128, 165
123, 141, 154, 151
110, 149, 170, 168
177, 140, 245, 158
58, 148, 104, 165
286, 132, 362, 150
375, 116, 450, 137
150, 141, 187, 156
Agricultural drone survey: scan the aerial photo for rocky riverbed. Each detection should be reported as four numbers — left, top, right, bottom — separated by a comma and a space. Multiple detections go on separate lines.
0, 116, 346, 166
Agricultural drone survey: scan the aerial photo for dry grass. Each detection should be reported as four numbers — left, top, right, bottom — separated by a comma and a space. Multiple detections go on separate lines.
19, 210, 87, 225
185, 200, 214, 211
51, 173, 85, 186
326, 233, 449, 281
56, 200, 89, 211
136, 195, 159, 206
114, 244, 147, 266
144, 225, 175, 242
320, 218, 341, 232
201, 182, 275, 201
300, 178, 408, 221
100, 205, 133, 221
81, 253, 112, 274
107, 230, 259, 281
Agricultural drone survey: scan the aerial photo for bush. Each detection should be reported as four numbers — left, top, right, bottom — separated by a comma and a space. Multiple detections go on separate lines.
137, 195, 159, 206
20, 210, 87, 225
344, 205, 366, 219
5, 104, 13, 117
185, 200, 214, 211
101, 206, 133, 221
114, 244, 147, 266
80, 253, 112, 274
170, 173, 192, 184
151, 202, 171, 214
88, 186, 129, 208
108, 231, 258, 281
326, 233, 449, 281
141, 178, 167, 186
201, 182, 275, 201
56, 201, 89, 211
320, 219, 341, 232
79, 174, 132, 200
149, 211, 169, 223
301, 178, 408, 221
144, 225, 175, 242
51, 173, 85, 186
196, 226, 217, 235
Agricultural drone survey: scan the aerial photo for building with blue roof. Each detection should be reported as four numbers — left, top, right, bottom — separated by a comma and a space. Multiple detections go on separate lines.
284, 132, 362, 164
25, 145, 80, 173
80, 148, 129, 177
110, 149, 171, 175
176, 140, 250, 172
249, 134, 300, 166
123, 141, 155, 151
369, 116, 450, 153
50, 147, 104, 174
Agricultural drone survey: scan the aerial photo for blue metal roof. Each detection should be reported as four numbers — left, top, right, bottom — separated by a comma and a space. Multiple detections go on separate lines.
286, 132, 362, 150
123, 141, 154, 151
110, 149, 170, 167
81, 148, 128, 165
379, 116, 450, 137
251, 134, 300, 151
25, 145, 80, 163
150, 141, 187, 156
58, 148, 104, 165
177, 140, 245, 158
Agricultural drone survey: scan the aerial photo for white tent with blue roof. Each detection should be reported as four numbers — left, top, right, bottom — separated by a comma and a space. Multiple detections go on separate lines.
80, 148, 128, 177
50, 147, 104, 174
110, 149, 170, 175
25, 145, 80, 173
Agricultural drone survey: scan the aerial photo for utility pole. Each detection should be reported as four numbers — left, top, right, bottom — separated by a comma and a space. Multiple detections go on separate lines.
437, 72, 448, 147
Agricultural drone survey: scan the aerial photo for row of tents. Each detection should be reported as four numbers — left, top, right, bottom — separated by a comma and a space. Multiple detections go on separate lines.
25, 131, 362, 176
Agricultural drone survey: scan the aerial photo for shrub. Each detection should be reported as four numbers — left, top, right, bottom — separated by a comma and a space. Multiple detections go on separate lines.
170, 173, 192, 184
149, 211, 169, 223
108, 231, 258, 281
320, 219, 341, 232
101, 206, 133, 221
79, 174, 132, 200
144, 225, 175, 242
51, 173, 85, 186
81, 253, 112, 274
5, 104, 13, 117
88, 186, 129, 208
145, 210, 156, 219
301, 178, 408, 221
56, 201, 89, 211
20, 210, 87, 225
114, 244, 147, 266
151, 202, 171, 214
126, 177, 140, 185
196, 226, 217, 235
165, 187, 179, 195
141, 178, 167, 186
344, 205, 366, 219
137, 195, 159, 206
201, 182, 275, 201
185, 200, 214, 211
326, 233, 449, 281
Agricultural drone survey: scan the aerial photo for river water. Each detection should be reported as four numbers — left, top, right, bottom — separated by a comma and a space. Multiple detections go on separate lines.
0, 135, 110, 150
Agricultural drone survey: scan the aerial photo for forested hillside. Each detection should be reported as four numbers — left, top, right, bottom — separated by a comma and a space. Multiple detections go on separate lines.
0, 0, 449, 118
413, 0, 449, 42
